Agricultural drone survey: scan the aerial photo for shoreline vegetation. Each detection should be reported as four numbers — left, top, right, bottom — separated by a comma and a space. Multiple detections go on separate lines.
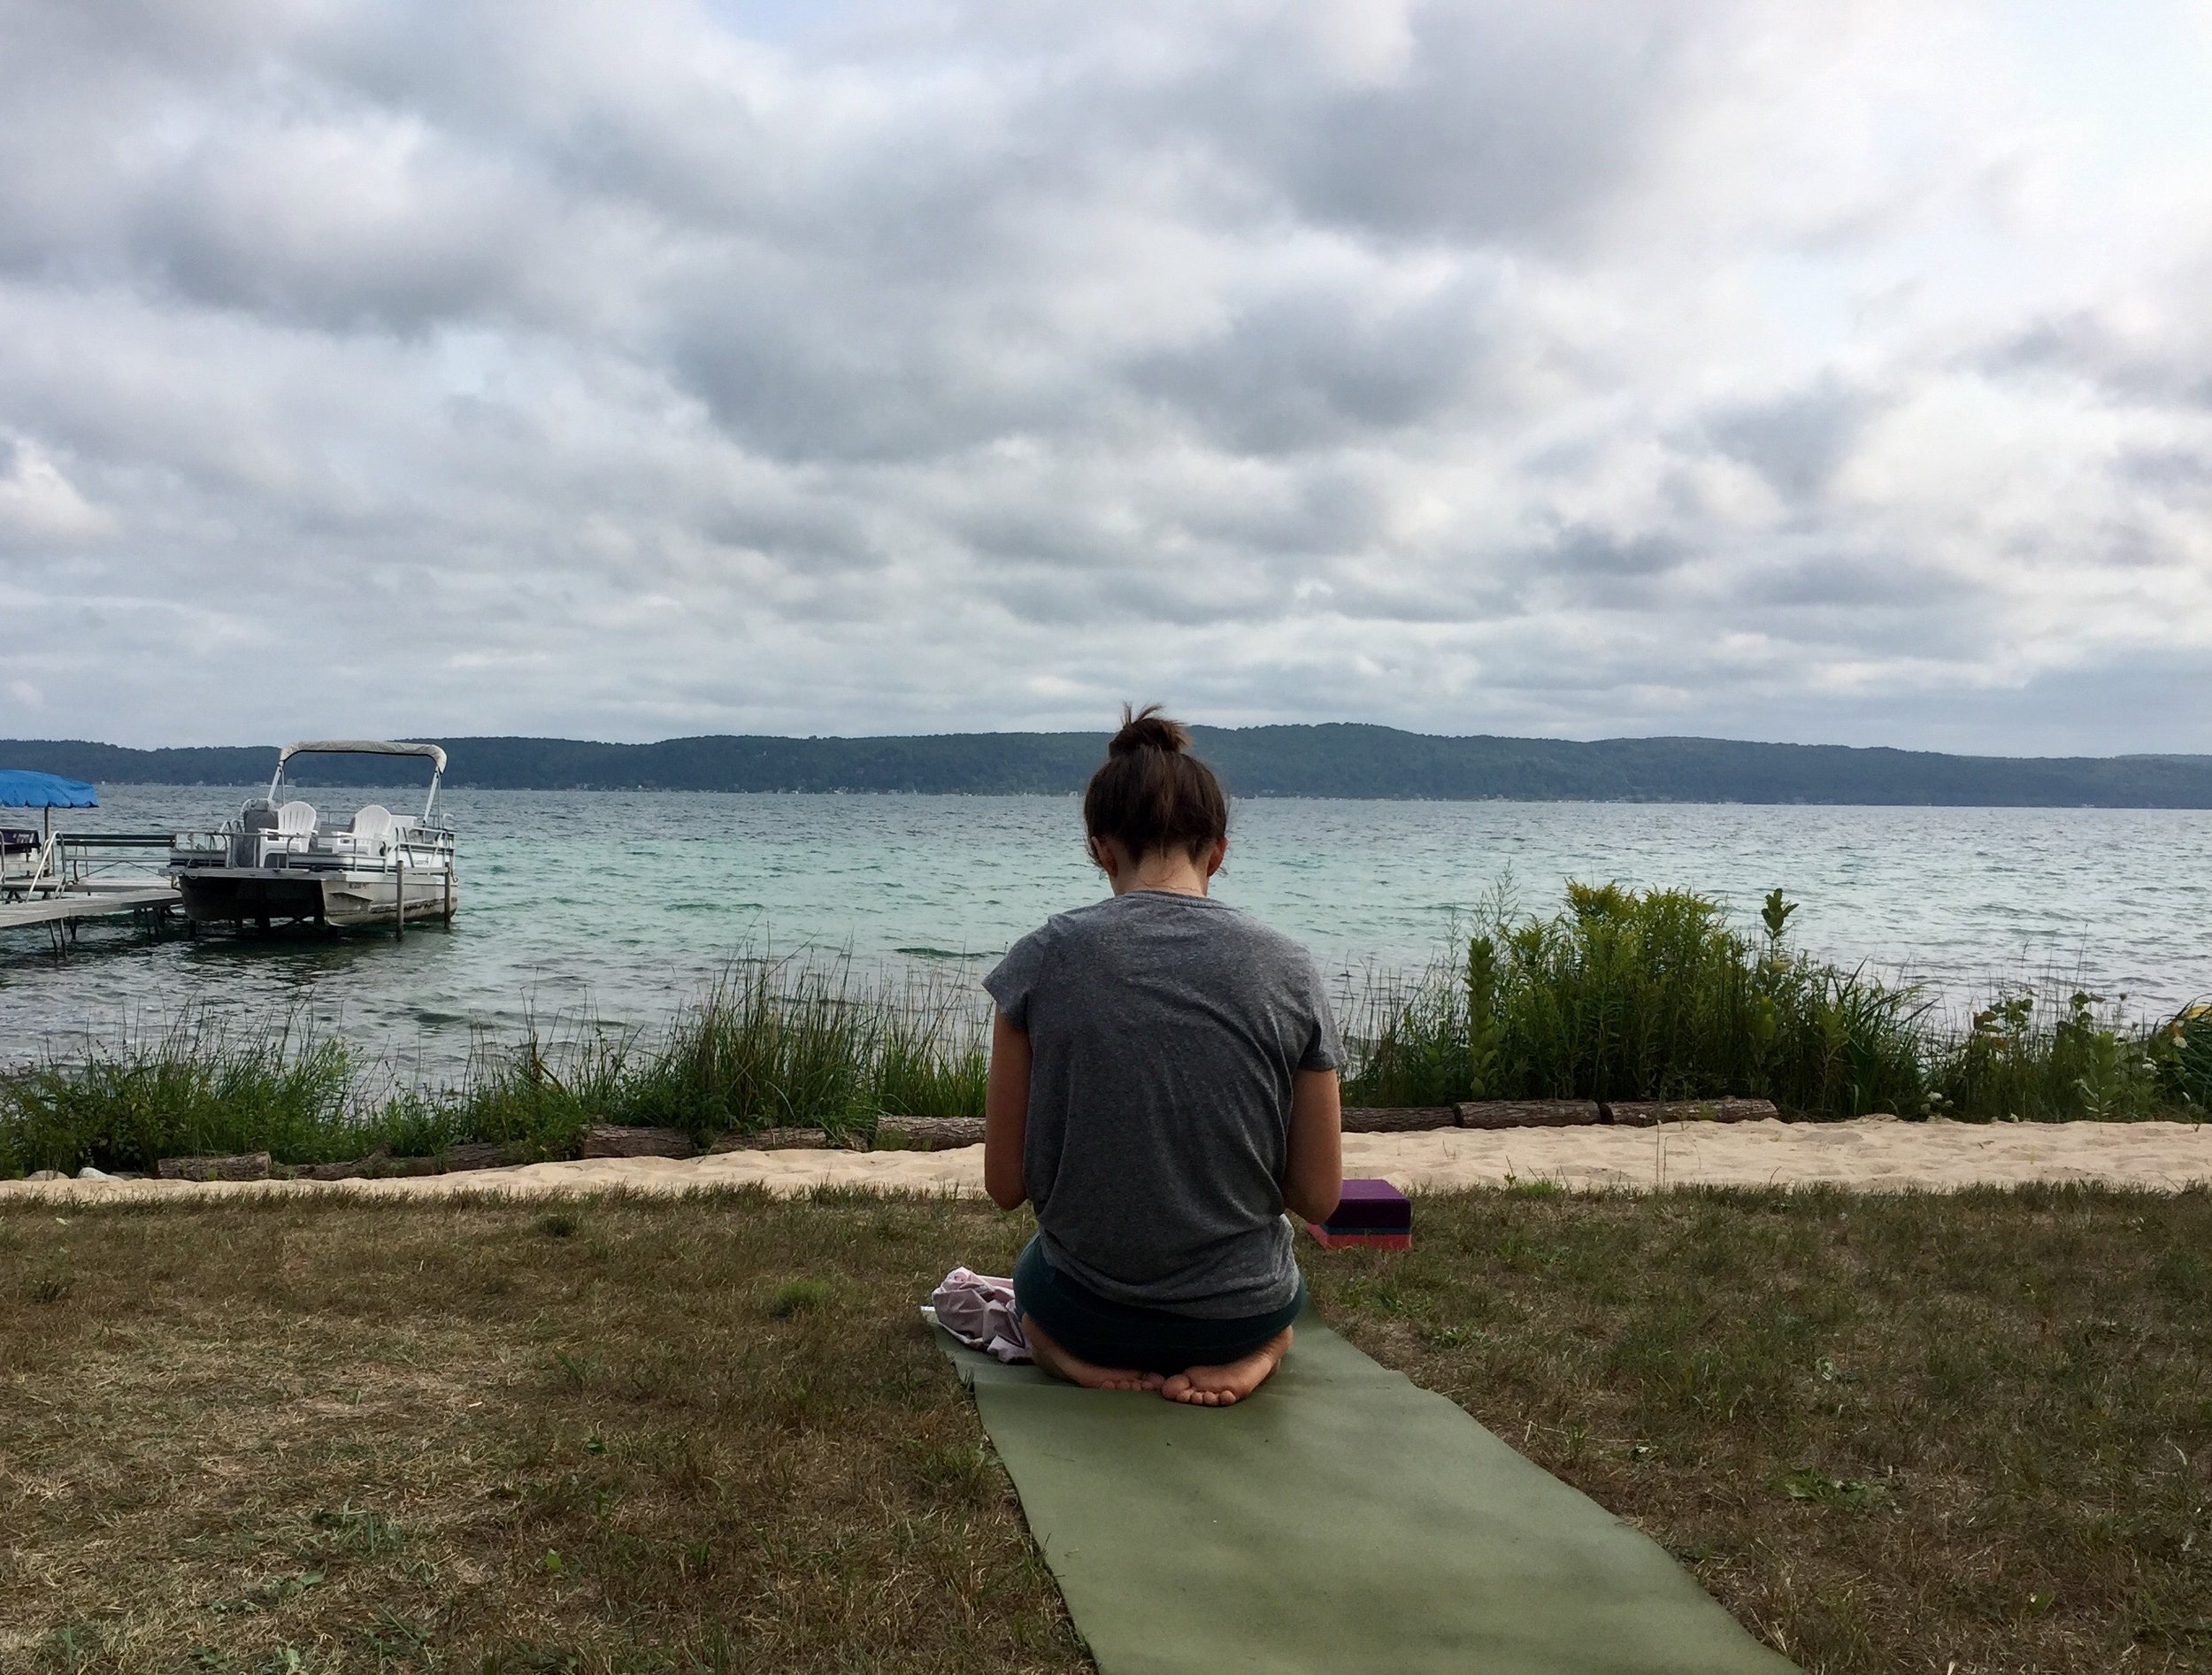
9, 726, 2212, 804
4, 884, 2208, 1180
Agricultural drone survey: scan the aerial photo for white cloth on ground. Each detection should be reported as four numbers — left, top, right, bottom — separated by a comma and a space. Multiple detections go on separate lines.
929, 1267, 1032, 1363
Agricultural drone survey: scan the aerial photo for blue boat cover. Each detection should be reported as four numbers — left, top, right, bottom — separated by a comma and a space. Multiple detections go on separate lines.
0, 770, 98, 809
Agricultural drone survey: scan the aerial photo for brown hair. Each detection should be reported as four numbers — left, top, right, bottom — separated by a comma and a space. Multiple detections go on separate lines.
1082, 704, 1227, 864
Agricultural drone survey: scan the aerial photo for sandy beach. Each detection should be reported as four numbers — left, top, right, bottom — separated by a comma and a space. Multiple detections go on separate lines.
4, 1116, 2208, 1205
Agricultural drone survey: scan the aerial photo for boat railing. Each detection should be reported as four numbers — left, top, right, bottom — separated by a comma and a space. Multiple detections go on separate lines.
2, 834, 175, 900
167, 822, 454, 871
57, 835, 172, 892
1, 834, 60, 900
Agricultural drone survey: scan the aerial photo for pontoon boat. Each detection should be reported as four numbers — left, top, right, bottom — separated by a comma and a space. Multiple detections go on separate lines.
168, 741, 457, 930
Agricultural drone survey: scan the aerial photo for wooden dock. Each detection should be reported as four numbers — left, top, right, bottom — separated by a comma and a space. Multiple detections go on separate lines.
0, 884, 180, 933
1, 828, 181, 941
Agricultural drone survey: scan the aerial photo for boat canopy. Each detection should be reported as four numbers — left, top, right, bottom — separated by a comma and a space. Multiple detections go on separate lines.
277, 741, 448, 773
0, 769, 97, 809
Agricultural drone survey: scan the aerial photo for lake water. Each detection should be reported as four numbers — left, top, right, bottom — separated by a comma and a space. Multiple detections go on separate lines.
5, 787, 2209, 1077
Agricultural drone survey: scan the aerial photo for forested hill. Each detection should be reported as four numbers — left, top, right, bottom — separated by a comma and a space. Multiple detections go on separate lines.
9, 727, 2212, 805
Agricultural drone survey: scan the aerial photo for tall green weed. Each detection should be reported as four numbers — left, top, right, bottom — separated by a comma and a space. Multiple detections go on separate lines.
1341, 883, 2198, 1123
0, 949, 992, 1174
0, 1010, 358, 1174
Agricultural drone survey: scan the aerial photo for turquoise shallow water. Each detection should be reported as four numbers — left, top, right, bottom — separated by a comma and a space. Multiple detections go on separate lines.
5, 787, 2210, 1077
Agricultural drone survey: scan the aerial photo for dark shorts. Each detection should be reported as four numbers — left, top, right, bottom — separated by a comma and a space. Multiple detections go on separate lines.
1013, 1235, 1307, 1376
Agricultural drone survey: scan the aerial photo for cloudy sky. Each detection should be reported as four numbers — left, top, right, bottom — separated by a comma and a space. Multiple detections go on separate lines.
2, 1, 2209, 753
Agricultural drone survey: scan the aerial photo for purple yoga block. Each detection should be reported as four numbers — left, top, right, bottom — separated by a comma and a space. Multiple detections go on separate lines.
1323, 1177, 1411, 1233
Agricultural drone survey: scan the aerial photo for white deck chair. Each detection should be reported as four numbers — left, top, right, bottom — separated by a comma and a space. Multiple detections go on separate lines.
277, 800, 319, 836
351, 805, 396, 855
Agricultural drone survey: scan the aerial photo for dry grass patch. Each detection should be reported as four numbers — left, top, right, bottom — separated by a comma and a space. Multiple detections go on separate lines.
0, 1189, 1077, 1675
1305, 1183, 2212, 1674
4, 1186, 2209, 1674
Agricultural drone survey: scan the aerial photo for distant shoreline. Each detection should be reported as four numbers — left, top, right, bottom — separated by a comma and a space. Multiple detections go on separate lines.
35, 784, 2212, 813
8, 726, 2212, 807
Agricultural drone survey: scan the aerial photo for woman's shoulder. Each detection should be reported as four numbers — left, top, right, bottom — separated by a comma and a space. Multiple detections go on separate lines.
1218, 910, 1328, 980
1091, 894, 1319, 966
994, 900, 1123, 972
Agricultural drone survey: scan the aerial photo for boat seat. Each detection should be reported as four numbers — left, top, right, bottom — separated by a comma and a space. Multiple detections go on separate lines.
352, 805, 397, 849
239, 799, 279, 833
277, 800, 319, 836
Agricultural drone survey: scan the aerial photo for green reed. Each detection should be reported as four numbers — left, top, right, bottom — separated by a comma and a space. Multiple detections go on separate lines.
0, 1010, 362, 1174
1339, 883, 2211, 1122
4, 901, 2208, 1176
0, 950, 996, 1174
1926, 988, 2212, 1122
600, 956, 986, 1139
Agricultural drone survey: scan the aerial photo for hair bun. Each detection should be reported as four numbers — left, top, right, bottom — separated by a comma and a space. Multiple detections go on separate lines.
1109, 703, 1191, 757
1086, 703, 1226, 863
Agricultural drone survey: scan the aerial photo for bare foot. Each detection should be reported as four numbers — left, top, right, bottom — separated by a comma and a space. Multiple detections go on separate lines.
1161, 1327, 1294, 1407
1022, 1315, 1164, 1393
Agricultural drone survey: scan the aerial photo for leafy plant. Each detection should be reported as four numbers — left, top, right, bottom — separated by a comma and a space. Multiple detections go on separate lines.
2149, 1002, 2212, 1111
1343, 881, 1926, 1115
1340, 882, 2199, 1122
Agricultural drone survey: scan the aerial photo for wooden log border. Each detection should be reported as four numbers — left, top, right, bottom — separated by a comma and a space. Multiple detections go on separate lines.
1455, 1101, 1601, 1129
873, 1116, 987, 1151
708, 1127, 835, 1152
1341, 1106, 1458, 1133
156, 1150, 272, 1182
580, 1124, 699, 1160
1601, 1097, 1779, 1127
139, 1097, 1793, 1187
1344, 1098, 1784, 1133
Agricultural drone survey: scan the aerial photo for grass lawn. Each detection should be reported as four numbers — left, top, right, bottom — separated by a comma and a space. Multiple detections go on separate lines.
1310, 1186, 2212, 1673
3, 1187, 2208, 1675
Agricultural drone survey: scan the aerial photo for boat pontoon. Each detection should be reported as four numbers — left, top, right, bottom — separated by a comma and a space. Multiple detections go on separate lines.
168, 741, 457, 930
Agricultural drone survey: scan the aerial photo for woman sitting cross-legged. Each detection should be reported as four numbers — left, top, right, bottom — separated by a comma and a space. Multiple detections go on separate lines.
983, 705, 1344, 1406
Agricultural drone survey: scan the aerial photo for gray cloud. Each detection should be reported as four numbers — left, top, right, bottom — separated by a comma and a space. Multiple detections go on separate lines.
1706, 380, 1875, 504
1973, 308, 2212, 419
1124, 274, 1503, 454
1127, 4, 1708, 245
0, 0, 2208, 753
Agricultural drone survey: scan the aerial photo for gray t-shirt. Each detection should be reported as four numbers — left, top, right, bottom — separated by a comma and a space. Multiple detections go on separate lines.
984, 890, 1345, 1318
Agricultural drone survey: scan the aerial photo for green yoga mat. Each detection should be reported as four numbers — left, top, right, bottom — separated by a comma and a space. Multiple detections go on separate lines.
940, 1313, 1798, 1675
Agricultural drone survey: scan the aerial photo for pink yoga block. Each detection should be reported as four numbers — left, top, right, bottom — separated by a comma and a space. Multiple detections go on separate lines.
1327, 1178, 1412, 1232
1306, 1177, 1412, 1250
1305, 1224, 1412, 1252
